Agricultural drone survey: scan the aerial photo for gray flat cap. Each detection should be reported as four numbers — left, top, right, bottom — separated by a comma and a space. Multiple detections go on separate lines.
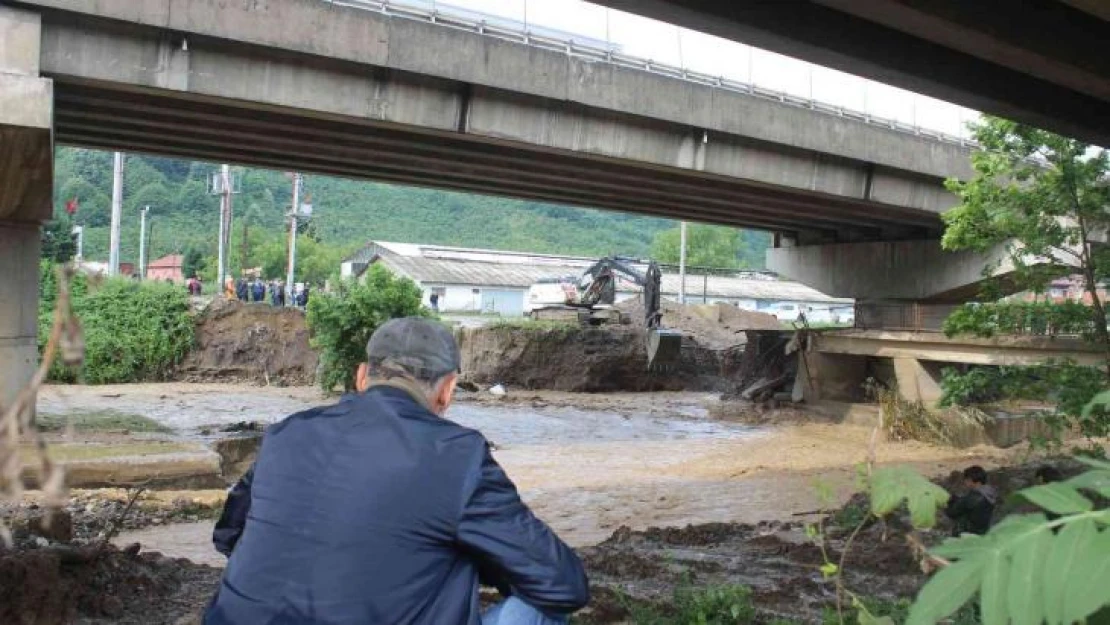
366, 317, 460, 380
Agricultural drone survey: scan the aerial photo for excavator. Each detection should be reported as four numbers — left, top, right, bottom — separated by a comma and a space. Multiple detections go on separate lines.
529, 256, 682, 369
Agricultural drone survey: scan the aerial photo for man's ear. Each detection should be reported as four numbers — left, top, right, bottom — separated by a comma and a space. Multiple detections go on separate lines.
356, 363, 370, 392
433, 373, 458, 415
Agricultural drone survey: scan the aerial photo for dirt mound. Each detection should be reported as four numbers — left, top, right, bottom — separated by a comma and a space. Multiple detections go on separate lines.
579, 520, 923, 624
618, 298, 782, 350
0, 543, 220, 625
178, 299, 317, 386
457, 325, 742, 392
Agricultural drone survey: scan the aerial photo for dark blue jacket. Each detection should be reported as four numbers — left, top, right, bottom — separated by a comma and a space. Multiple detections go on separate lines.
205, 385, 589, 625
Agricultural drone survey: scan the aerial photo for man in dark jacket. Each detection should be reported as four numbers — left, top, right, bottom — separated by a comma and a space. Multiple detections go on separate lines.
205, 317, 588, 625
945, 465, 998, 536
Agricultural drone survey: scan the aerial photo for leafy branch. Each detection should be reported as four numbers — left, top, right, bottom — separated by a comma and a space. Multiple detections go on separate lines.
907, 457, 1110, 625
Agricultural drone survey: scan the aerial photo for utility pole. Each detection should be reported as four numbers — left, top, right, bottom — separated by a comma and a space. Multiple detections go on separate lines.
286, 173, 302, 306
679, 221, 688, 304
108, 151, 124, 275
216, 164, 232, 291
138, 206, 149, 280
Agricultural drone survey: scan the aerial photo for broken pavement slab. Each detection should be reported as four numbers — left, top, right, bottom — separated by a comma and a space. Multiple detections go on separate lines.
21, 441, 225, 489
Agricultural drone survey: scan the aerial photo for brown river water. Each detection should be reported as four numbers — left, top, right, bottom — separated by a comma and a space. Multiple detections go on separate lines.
37, 383, 1012, 566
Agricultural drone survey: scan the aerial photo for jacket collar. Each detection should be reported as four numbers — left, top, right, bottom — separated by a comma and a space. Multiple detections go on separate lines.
366, 378, 435, 414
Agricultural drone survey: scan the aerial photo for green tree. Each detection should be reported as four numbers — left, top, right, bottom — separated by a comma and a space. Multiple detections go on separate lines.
182, 247, 206, 279
306, 265, 428, 392
939, 116, 1110, 443
40, 215, 77, 263
651, 224, 749, 268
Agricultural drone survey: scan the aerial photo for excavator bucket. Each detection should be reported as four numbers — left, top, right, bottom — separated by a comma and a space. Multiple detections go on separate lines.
645, 328, 683, 369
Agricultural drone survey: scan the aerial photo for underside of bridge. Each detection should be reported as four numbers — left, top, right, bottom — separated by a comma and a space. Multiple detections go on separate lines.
52, 80, 941, 242
591, 0, 1110, 148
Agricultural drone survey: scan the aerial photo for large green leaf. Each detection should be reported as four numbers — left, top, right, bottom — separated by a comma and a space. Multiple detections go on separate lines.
870, 466, 950, 528
1067, 470, 1110, 499
1044, 518, 1098, 625
907, 561, 983, 625
1005, 522, 1052, 625
979, 542, 1009, 625
930, 533, 991, 560
1063, 527, 1110, 623
1076, 455, 1110, 472
1020, 483, 1093, 515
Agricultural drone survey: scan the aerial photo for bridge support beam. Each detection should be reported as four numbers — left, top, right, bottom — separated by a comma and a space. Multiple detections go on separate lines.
766, 239, 1006, 302
1, 6, 53, 411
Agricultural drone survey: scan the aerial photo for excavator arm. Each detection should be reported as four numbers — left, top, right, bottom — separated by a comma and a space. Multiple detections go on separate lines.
576, 257, 678, 368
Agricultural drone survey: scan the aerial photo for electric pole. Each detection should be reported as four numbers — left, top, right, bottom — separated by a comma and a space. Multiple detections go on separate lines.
108, 152, 124, 275
216, 164, 233, 291
286, 173, 302, 306
138, 206, 149, 280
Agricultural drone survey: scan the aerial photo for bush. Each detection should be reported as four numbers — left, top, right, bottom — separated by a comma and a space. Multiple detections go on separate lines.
40, 273, 194, 384
306, 265, 429, 392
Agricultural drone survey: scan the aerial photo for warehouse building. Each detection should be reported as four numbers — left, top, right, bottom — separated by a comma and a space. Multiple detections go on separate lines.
342, 241, 852, 322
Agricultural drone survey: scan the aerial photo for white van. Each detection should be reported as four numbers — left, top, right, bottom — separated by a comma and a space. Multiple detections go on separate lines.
524, 276, 578, 313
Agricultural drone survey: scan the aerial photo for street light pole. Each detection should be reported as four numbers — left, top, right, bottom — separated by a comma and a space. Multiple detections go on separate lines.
108, 152, 124, 275
138, 206, 149, 279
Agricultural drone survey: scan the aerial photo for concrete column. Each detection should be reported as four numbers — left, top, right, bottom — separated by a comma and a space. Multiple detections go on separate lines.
0, 226, 42, 408
892, 357, 945, 407
1, 6, 54, 410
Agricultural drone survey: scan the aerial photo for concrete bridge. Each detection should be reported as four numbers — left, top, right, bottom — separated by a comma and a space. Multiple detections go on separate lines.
1, 0, 983, 405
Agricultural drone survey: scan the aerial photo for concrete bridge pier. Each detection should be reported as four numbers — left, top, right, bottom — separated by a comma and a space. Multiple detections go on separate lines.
765, 239, 1013, 303
1, 6, 54, 410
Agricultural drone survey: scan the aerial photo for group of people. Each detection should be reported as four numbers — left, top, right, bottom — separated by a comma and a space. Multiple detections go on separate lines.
218, 277, 311, 308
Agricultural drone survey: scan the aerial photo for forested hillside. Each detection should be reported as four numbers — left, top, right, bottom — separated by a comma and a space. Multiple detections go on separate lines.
52, 148, 769, 277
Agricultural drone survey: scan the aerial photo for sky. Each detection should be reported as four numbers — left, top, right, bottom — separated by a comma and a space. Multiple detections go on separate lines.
408, 0, 979, 138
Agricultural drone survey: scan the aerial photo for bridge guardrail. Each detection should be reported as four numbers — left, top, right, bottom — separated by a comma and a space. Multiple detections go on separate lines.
325, 0, 976, 149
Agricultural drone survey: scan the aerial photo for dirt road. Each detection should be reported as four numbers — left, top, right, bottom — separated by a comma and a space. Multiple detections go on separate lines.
38, 383, 1012, 552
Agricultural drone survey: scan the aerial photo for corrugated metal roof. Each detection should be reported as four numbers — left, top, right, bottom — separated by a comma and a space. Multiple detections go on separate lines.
371, 253, 849, 303
378, 255, 582, 289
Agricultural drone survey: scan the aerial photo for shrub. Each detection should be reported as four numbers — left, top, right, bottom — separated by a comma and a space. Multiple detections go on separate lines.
40, 274, 194, 383
306, 265, 429, 392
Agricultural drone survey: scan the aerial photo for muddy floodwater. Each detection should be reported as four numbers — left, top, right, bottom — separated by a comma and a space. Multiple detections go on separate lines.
39, 383, 1011, 561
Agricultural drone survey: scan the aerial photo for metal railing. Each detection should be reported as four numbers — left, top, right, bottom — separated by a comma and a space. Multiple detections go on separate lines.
325, 0, 976, 148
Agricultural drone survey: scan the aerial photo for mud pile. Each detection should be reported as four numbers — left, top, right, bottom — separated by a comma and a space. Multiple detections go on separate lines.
457, 325, 742, 392
618, 299, 782, 350
0, 543, 220, 625
578, 521, 923, 623
178, 299, 317, 386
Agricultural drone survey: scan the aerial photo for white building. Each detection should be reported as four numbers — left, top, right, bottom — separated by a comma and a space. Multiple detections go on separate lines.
342, 241, 852, 321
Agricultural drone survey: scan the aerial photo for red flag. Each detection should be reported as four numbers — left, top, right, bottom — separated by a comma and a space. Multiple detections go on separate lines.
64, 197, 78, 215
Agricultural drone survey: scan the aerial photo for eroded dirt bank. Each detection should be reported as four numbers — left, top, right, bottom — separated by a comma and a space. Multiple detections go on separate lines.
177, 299, 318, 386
457, 325, 744, 392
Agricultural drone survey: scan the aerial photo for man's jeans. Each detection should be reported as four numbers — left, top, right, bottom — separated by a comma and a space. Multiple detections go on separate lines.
482, 598, 569, 625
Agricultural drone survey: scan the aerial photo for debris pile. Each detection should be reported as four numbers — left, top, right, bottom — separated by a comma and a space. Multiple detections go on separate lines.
618, 299, 782, 350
